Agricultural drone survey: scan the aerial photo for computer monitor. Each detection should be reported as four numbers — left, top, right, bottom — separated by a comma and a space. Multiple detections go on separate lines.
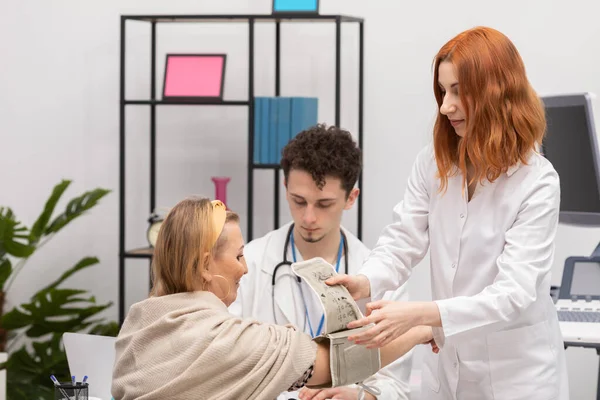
558, 256, 600, 300
541, 93, 600, 226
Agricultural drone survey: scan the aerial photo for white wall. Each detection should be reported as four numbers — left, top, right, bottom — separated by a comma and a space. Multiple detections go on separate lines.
2, 0, 600, 398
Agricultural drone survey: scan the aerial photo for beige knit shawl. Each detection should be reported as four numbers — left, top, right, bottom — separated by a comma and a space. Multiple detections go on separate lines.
111, 291, 316, 400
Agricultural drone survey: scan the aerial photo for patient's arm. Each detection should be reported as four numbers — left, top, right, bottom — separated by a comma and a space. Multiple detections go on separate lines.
307, 325, 432, 386
381, 325, 433, 367
306, 342, 331, 386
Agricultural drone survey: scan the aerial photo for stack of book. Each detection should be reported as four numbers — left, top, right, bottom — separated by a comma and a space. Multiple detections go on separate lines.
253, 97, 318, 165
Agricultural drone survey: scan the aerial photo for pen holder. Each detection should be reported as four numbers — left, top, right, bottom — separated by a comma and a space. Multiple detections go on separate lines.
54, 382, 89, 400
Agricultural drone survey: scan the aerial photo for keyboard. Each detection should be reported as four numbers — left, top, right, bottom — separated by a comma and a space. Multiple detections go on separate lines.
558, 310, 600, 323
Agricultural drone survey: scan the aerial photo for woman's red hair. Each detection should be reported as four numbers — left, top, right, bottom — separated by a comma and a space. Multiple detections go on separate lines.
433, 26, 546, 192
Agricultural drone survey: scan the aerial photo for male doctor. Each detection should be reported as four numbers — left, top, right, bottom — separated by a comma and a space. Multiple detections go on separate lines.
230, 124, 413, 400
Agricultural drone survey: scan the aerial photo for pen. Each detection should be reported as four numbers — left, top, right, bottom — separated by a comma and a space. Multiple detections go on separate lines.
73, 375, 78, 400
72, 375, 77, 400
50, 375, 70, 400
76, 375, 88, 399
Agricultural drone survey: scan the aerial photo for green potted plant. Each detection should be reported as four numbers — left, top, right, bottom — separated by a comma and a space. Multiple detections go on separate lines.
0, 179, 118, 400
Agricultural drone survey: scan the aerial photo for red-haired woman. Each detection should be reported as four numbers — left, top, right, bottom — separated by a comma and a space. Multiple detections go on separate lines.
320, 26, 569, 400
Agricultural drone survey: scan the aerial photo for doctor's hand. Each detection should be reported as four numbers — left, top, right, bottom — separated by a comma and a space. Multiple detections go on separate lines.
325, 274, 371, 300
298, 386, 376, 400
346, 300, 441, 349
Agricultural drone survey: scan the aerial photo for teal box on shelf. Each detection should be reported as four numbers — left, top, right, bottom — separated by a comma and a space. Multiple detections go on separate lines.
254, 97, 318, 165
272, 0, 319, 14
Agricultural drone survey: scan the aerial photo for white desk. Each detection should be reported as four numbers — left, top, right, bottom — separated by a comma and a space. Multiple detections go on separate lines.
564, 341, 600, 400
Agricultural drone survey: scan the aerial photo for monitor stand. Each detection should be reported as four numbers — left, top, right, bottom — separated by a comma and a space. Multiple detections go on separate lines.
592, 242, 600, 258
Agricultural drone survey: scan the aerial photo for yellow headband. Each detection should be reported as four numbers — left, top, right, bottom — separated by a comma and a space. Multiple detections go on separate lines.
210, 200, 227, 248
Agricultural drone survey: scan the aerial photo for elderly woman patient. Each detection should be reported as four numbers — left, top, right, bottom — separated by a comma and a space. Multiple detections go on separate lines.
111, 197, 432, 400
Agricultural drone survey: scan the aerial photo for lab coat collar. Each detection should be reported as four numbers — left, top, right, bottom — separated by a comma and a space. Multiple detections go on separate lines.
506, 162, 521, 177
260, 222, 300, 325
272, 268, 299, 326
506, 150, 539, 177
260, 222, 294, 276
259, 221, 351, 274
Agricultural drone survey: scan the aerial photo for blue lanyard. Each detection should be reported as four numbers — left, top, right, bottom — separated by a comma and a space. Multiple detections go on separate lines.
290, 231, 344, 338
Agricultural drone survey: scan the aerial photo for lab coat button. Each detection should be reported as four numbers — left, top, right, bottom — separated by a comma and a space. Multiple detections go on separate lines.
451, 263, 456, 268
453, 362, 458, 368
460, 213, 465, 219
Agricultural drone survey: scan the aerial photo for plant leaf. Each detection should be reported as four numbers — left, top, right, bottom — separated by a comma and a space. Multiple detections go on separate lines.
2, 328, 118, 400
37, 256, 99, 294
3, 240, 36, 258
29, 180, 71, 245
0, 257, 12, 290
45, 188, 111, 235
89, 321, 120, 336
0, 181, 118, 399
4, 334, 67, 400
0, 207, 34, 258
2, 288, 112, 337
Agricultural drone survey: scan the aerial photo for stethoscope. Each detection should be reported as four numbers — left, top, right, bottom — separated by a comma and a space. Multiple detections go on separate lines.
271, 223, 349, 338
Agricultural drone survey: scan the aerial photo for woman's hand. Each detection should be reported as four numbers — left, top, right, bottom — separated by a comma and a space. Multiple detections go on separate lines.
325, 274, 371, 300
429, 337, 440, 354
347, 301, 441, 349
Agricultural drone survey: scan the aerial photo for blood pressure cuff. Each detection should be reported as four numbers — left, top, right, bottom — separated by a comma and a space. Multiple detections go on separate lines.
291, 257, 382, 389
307, 327, 381, 389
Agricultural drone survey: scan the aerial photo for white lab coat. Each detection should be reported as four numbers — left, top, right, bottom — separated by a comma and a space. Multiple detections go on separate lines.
360, 144, 569, 400
230, 222, 413, 400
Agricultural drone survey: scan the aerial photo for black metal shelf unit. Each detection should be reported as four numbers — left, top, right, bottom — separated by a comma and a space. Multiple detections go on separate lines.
119, 13, 365, 325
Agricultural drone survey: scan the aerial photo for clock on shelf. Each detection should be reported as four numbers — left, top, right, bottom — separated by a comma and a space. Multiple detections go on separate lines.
146, 208, 169, 247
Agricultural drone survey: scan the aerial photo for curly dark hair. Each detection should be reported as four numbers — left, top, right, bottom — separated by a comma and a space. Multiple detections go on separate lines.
281, 124, 362, 196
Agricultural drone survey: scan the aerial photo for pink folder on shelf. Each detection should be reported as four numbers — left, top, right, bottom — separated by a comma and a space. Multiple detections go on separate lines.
162, 54, 226, 101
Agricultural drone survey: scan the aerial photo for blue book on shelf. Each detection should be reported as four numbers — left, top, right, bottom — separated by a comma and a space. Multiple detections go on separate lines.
291, 97, 303, 140
253, 98, 262, 164
302, 97, 318, 132
255, 97, 318, 165
260, 97, 271, 164
291, 97, 318, 139
276, 97, 292, 164
269, 97, 279, 164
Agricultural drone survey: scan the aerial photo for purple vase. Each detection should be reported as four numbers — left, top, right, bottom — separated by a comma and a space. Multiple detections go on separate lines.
212, 177, 231, 208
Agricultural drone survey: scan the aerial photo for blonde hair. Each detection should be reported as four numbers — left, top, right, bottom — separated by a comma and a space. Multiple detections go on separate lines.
150, 196, 239, 297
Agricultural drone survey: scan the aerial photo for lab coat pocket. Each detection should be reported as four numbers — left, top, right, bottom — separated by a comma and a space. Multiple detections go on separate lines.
421, 349, 440, 393
486, 321, 558, 400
